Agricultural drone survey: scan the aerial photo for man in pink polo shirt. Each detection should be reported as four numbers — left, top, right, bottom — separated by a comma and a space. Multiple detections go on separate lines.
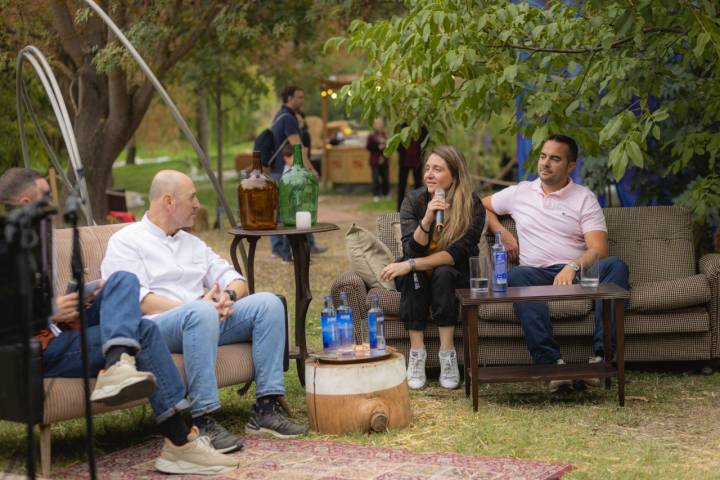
481, 134, 629, 391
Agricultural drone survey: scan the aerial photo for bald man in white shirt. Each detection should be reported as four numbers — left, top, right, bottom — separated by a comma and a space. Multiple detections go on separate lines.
102, 170, 307, 451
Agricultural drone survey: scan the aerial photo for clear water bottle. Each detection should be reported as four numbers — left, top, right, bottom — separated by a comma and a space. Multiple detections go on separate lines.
336, 292, 354, 354
492, 231, 508, 293
367, 294, 386, 351
321, 295, 337, 352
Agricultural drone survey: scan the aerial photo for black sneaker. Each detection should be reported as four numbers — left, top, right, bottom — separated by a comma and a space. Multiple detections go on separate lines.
245, 400, 308, 438
195, 416, 243, 453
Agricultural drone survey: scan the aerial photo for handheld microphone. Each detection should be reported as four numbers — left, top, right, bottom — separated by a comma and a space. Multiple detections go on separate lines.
435, 187, 445, 233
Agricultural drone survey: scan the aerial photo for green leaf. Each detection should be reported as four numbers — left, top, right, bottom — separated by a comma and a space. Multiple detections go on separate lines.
627, 141, 643, 167
503, 64, 519, 83
531, 125, 549, 149
694, 32, 710, 59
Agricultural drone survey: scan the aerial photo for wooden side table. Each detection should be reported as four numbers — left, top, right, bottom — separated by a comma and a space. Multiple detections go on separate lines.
457, 283, 630, 411
228, 222, 339, 385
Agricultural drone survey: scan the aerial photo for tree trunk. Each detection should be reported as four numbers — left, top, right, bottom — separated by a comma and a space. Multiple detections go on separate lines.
125, 135, 137, 165
213, 71, 225, 229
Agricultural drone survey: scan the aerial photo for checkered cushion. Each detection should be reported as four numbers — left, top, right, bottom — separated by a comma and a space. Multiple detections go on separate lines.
699, 253, 720, 357
629, 275, 711, 312
604, 206, 696, 285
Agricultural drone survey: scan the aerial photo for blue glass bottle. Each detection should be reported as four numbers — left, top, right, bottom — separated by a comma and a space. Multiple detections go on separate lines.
367, 294, 386, 351
321, 295, 337, 352
336, 292, 354, 354
492, 231, 508, 292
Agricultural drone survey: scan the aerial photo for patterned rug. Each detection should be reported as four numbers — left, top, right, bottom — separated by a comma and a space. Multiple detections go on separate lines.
58, 437, 572, 479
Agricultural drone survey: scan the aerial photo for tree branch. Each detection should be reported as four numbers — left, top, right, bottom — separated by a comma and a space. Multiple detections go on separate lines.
498, 27, 688, 54
50, 0, 85, 68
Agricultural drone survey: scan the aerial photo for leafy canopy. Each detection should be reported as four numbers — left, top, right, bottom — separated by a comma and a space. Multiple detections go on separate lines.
328, 0, 720, 225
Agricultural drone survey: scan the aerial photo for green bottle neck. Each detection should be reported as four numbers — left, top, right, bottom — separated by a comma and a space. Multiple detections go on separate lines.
293, 145, 303, 167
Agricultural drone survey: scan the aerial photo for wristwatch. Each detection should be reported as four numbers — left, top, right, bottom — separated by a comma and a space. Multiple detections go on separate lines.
407, 258, 416, 272
567, 261, 580, 272
224, 289, 238, 302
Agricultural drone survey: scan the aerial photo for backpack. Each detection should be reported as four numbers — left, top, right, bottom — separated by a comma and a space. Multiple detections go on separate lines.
254, 113, 292, 168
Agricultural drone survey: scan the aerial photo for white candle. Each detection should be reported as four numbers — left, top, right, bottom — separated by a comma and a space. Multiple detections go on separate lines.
296, 211, 311, 229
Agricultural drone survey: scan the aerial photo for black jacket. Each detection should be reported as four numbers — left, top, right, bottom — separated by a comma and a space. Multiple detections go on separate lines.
399, 186, 485, 274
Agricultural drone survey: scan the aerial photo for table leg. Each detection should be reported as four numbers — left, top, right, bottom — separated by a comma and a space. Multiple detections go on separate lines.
461, 305, 470, 397
463, 306, 479, 412
288, 234, 311, 387
246, 238, 258, 294
602, 299, 612, 390
229, 236, 245, 276
615, 299, 626, 407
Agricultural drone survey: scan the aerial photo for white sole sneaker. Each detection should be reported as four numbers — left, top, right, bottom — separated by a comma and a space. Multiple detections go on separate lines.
90, 354, 156, 406
154, 458, 237, 475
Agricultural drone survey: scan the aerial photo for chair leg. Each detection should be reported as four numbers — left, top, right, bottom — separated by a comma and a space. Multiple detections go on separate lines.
39, 424, 51, 478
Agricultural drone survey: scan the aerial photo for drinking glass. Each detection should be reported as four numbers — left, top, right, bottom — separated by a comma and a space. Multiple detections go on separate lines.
469, 256, 490, 295
581, 254, 600, 287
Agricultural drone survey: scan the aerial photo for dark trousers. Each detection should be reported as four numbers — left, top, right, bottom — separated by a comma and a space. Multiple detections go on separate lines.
507, 257, 630, 365
397, 164, 422, 211
398, 265, 468, 331
371, 163, 390, 197
42, 271, 189, 422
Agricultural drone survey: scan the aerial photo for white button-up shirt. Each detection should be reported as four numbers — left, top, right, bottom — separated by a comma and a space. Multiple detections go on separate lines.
101, 214, 243, 315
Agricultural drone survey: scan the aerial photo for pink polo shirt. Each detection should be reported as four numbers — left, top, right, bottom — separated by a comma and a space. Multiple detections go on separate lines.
491, 178, 606, 268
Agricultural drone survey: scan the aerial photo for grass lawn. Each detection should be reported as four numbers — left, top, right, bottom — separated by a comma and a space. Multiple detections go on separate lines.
1, 165, 719, 478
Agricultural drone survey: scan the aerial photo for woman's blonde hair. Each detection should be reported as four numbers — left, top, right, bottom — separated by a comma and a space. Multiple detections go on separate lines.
428, 146, 475, 251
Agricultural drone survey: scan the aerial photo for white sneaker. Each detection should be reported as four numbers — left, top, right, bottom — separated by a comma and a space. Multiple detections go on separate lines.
155, 426, 240, 475
406, 349, 427, 389
584, 355, 604, 388
438, 349, 460, 389
549, 359, 572, 393
90, 353, 156, 406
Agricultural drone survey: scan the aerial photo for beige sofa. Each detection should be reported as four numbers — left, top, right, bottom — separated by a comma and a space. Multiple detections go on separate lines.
31, 223, 280, 477
331, 206, 720, 369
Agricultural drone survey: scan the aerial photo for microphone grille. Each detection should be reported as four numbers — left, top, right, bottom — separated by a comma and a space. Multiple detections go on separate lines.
435, 187, 445, 198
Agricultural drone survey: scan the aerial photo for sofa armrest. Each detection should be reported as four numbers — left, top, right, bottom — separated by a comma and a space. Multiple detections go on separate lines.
330, 272, 369, 343
700, 253, 720, 358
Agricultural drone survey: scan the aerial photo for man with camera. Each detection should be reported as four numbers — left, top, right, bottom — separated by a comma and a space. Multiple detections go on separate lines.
0, 167, 239, 475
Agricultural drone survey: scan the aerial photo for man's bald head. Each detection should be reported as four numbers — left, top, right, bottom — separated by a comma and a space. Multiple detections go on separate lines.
147, 169, 200, 234
149, 170, 192, 203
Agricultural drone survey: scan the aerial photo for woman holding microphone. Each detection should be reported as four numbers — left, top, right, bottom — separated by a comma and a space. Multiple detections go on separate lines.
380, 146, 485, 390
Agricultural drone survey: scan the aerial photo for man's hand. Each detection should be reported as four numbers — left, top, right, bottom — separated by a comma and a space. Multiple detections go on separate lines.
53, 292, 79, 325
500, 229, 519, 262
380, 261, 412, 282
203, 283, 234, 321
553, 266, 576, 286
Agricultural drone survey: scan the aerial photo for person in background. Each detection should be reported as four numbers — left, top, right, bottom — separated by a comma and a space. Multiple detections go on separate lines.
0, 167, 239, 475
397, 125, 428, 211
380, 146, 485, 390
366, 117, 390, 202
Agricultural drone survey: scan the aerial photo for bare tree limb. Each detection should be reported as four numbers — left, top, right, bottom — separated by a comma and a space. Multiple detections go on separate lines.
50, 0, 85, 68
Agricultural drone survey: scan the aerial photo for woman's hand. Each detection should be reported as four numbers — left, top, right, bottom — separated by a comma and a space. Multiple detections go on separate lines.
422, 194, 449, 226
380, 261, 412, 282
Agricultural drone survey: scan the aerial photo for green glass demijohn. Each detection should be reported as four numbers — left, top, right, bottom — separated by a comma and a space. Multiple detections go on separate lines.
279, 144, 319, 226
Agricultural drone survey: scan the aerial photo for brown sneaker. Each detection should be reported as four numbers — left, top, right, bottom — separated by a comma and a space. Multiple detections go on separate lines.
154, 426, 240, 475
90, 353, 155, 406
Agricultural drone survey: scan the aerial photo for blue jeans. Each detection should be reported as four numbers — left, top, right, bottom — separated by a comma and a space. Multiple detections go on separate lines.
150, 292, 286, 417
507, 257, 629, 365
42, 271, 189, 423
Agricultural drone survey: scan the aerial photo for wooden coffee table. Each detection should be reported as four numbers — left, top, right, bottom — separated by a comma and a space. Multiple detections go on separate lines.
457, 283, 630, 411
